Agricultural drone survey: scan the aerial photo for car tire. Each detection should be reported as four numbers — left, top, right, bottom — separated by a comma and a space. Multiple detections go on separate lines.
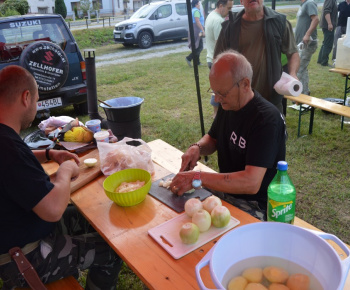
74, 102, 88, 115
19, 41, 69, 93
138, 31, 152, 49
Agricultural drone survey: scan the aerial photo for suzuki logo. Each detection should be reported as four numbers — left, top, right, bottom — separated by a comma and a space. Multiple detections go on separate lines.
44, 51, 54, 62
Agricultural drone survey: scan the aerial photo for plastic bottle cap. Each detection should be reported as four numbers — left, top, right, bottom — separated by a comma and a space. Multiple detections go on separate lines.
277, 161, 288, 171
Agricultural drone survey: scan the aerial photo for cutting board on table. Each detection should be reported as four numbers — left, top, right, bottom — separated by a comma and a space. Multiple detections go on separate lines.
148, 213, 240, 259
149, 173, 212, 213
49, 149, 102, 194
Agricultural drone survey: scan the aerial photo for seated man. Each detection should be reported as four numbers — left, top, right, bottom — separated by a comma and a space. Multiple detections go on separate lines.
0, 65, 122, 289
170, 50, 286, 221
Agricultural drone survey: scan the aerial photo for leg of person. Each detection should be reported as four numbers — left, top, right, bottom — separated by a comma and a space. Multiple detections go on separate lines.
210, 191, 267, 221
55, 205, 123, 290
186, 53, 193, 67
318, 28, 335, 66
297, 42, 318, 95
195, 38, 204, 65
332, 26, 342, 60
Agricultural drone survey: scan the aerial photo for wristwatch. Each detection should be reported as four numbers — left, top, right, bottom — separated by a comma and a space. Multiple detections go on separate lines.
192, 171, 202, 189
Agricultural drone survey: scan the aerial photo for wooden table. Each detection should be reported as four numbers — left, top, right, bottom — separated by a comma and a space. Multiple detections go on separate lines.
329, 68, 350, 129
43, 139, 350, 289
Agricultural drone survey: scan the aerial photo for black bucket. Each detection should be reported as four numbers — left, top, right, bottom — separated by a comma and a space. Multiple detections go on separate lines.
100, 97, 144, 140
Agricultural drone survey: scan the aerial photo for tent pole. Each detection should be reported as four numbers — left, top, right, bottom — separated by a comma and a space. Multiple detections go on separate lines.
186, 0, 208, 162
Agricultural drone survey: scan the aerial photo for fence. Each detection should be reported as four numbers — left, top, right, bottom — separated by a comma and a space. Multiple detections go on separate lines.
66, 16, 125, 30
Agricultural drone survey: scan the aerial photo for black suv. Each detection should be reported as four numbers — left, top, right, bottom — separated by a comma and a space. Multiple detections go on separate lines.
0, 14, 87, 116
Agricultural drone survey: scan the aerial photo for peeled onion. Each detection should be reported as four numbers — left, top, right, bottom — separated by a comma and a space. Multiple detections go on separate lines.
192, 209, 211, 232
211, 205, 230, 228
202, 195, 222, 213
184, 198, 203, 217
179, 222, 200, 244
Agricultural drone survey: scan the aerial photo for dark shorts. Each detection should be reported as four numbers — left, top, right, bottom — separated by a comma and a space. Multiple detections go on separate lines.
211, 190, 267, 221
0, 205, 123, 290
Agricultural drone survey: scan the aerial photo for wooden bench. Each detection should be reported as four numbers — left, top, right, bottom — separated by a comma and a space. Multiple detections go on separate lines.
15, 275, 83, 290
284, 94, 350, 137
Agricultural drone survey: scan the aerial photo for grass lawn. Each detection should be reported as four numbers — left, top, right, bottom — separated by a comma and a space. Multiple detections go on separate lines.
4, 7, 349, 290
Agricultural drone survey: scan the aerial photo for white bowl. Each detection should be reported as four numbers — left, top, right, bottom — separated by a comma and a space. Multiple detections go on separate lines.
196, 222, 350, 290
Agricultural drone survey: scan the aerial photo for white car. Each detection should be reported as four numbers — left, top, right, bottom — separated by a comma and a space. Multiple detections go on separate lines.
231, 4, 244, 12
113, 0, 189, 49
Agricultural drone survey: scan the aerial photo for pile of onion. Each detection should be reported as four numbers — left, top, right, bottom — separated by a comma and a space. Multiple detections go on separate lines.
180, 197, 231, 244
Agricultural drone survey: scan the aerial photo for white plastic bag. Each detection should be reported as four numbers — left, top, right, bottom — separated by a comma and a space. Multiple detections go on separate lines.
97, 137, 155, 176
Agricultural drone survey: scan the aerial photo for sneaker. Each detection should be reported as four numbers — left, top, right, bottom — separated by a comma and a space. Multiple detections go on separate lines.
185, 57, 192, 67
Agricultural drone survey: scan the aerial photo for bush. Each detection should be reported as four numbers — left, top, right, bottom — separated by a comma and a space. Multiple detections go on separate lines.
55, 0, 67, 19
0, 8, 20, 16
0, 0, 29, 15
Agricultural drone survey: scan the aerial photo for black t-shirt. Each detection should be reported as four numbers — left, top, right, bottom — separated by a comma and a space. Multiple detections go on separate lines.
208, 91, 286, 209
337, 1, 350, 27
0, 124, 55, 254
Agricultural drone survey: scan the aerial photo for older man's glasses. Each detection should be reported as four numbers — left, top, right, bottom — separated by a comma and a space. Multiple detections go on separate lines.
207, 79, 242, 99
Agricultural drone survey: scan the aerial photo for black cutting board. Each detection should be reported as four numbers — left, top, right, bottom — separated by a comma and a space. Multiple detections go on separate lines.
149, 173, 212, 213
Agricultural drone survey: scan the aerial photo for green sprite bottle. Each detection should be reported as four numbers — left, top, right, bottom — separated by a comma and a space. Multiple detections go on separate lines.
267, 161, 296, 224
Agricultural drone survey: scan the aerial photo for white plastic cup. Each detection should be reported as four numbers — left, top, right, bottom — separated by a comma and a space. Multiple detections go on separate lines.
94, 131, 109, 143
86, 119, 101, 133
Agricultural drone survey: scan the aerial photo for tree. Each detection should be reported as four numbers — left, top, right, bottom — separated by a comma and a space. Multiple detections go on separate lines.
0, 0, 29, 15
79, 0, 92, 16
55, 0, 67, 18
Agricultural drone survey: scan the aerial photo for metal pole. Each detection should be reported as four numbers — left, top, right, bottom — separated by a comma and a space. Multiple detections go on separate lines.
186, 0, 207, 162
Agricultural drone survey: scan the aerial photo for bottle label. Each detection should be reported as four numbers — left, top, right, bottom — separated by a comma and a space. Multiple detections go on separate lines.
267, 199, 295, 223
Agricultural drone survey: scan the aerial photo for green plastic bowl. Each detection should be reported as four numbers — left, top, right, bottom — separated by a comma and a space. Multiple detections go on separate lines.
103, 168, 151, 206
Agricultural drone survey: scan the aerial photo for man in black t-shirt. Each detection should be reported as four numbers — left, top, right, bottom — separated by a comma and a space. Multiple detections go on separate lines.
0, 65, 122, 289
170, 50, 286, 221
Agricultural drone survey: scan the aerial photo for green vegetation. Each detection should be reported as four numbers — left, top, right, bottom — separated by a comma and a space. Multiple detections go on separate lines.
0, 0, 28, 16
3, 6, 348, 290
55, 0, 67, 19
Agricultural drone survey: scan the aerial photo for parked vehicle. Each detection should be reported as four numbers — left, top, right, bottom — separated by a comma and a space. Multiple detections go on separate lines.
113, 0, 188, 49
231, 4, 244, 12
0, 14, 88, 116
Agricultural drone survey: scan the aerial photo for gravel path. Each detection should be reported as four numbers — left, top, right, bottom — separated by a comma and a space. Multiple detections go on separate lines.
95, 40, 206, 67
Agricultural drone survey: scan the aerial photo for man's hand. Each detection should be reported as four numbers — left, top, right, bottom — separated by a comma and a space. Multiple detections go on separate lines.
170, 171, 195, 196
180, 147, 201, 172
50, 150, 80, 166
328, 23, 333, 31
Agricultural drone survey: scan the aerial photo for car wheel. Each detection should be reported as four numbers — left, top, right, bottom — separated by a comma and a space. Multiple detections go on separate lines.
19, 41, 69, 93
74, 102, 88, 115
138, 31, 152, 49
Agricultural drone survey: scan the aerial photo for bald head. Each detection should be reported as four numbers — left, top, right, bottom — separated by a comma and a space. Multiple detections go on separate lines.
210, 50, 253, 84
0, 65, 37, 106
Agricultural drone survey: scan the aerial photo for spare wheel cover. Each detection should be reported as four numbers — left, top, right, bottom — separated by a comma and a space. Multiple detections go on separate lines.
19, 41, 69, 93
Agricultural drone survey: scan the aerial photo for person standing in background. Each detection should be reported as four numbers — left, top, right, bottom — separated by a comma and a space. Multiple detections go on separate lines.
205, 0, 233, 117
317, 0, 338, 67
295, 0, 319, 95
186, 0, 205, 67
332, 0, 350, 62
214, 0, 299, 114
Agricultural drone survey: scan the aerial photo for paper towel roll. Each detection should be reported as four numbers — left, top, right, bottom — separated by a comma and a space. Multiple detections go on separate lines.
273, 72, 303, 97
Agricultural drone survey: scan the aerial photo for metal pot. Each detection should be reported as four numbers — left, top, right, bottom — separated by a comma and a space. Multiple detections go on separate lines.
195, 222, 350, 290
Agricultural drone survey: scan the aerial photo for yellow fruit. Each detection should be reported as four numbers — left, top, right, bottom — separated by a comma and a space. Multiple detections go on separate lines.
63, 127, 93, 143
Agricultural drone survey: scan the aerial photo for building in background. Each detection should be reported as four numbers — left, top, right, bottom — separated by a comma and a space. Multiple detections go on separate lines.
0, 0, 55, 14
64, 0, 138, 18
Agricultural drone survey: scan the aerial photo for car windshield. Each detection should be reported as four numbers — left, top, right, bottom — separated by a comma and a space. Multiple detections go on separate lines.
0, 18, 68, 62
130, 4, 155, 19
